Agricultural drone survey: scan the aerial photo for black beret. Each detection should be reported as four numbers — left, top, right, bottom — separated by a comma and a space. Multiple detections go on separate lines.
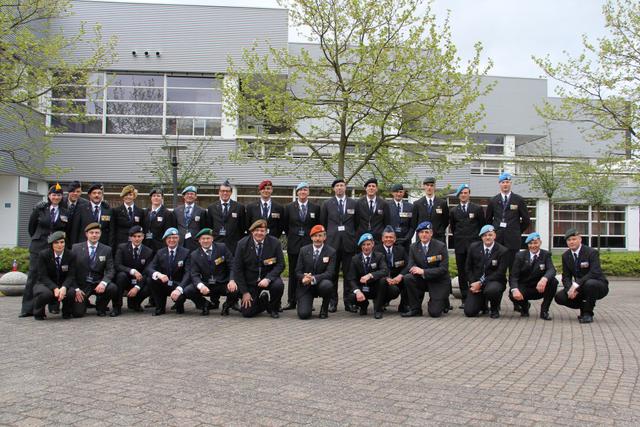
390, 183, 404, 192
331, 177, 346, 188
48, 183, 63, 195
87, 183, 104, 194
364, 178, 378, 187
128, 225, 144, 236
67, 181, 82, 192
149, 188, 163, 197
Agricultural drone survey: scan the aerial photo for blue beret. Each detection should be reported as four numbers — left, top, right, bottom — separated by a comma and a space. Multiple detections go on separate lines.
357, 233, 374, 246
181, 185, 197, 195
525, 232, 541, 244
498, 172, 513, 182
455, 184, 469, 197
415, 221, 432, 232
128, 225, 144, 236
162, 227, 179, 239
296, 182, 309, 192
383, 225, 396, 234
390, 183, 404, 192
479, 224, 495, 236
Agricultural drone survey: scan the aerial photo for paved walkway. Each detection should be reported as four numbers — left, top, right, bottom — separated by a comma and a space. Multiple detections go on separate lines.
1, 280, 639, 426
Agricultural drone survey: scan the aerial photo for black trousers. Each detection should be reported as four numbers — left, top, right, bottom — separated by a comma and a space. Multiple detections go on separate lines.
404, 274, 450, 317
508, 277, 558, 313
554, 279, 609, 316
20, 251, 40, 315
149, 279, 186, 312
114, 272, 150, 309
183, 282, 240, 309
287, 251, 300, 305
464, 281, 506, 317
345, 278, 397, 313
32, 284, 75, 317
331, 249, 355, 305
240, 278, 285, 317
296, 279, 333, 319
71, 283, 118, 317
455, 252, 469, 301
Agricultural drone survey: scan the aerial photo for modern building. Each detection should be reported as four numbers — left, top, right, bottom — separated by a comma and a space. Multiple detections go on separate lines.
1, 0, 637, 250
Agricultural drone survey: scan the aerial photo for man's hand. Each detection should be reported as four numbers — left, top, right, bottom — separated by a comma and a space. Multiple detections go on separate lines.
75, 290, 85, 303
57, 287, 67, 302
536, 277, 548, 294
387, 275, 403, 286
568, 283, 579, 300
170, 289, 182, 301
359, 274, 372, 284
200, 285, 210, 295
158, 274, 169, 284
302, 273, 313, 286
227, 280, 238, 292
355, 290, 366, 302
53, 288, 60, 299
133, 271, 143, 281
127, 287, 139, 298
469, 281, 482, 294
257, 278, 269, 288
241, 292, 253, 308
512, 289, 524, 301
409, 266, 424, 276
95, 282, 106, 294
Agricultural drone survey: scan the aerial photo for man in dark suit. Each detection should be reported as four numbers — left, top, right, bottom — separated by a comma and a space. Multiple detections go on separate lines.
401, 221, 451, 318
449, 184, 485, 308
320, 177, 358, 313
32, 231, 77, 320
295, 225, 336, 319
112, 185, 145, 247
146, 228, 191, 316
345, 233, 390, 318
186, 228, 240, 316
377, 226, 409, 312
282, 181, 320, 310
113, 225, 153, 316
173, 185, 207, 252
245, 179, 285, 238
60, 181, 89, 246
70, 183, 115, 248
411, 177, 449, 244
555, 228, 609, 323
70, 222, 118, 317
464, 225, 509, 318
509, 232, 557, 320
143, 188, 176, 254
206, 180, 246, 255
355, 178, 390, 244
233, 219, 285, 318
387, 183, 414, 250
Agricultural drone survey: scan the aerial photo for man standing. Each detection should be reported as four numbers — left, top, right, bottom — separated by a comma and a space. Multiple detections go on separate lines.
295, 225, 336, 319
464, 225, 509, 318
320, 178, 358, 313
449, 184, 485, 309
387, 183, 414, 251
61, 181, 89, 246
509, 232, 557, 320
377, 226, 409, 313
245, 180, 285, 238
555, 228, 609, 323
173, 185, 207, 252
113, 225, 153, 316
411, 177, 449, 244
113, 185, 145, 247
282, 182, 320, 310
70, 223, 118, 317
143, 188, 176, 254
345, 233, 391, 318
71, 183, 115, 248
206, 180, 246, 255
355, 178, 390, 244
401, 222, 451, 318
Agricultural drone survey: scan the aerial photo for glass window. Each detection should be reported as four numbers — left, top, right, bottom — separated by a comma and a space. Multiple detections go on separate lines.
167, 76, 221, 88
109, 74, 163, 87
107, 87, 163, 101
552, 204, 626, 249
51, 115, 102, 133
107, 102, 163, 116
167, 88, 220, 102
106, 117, 162, 135
166, 103, 220, 117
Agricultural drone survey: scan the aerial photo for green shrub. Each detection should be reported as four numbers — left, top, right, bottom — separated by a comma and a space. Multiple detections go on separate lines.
550, 252, 639, 277
0, 247, 30, 273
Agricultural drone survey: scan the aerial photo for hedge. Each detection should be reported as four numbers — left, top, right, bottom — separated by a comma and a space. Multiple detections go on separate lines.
0, 247, 30, 273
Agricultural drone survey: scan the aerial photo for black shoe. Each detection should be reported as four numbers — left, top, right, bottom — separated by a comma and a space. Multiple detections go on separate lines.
489, 310, 500, 319
144, 301, 156, 308
374, 311, 383, 319
282, 303, 296, 311
579, 314, 593, 323
209, 300, 220, 310
152, 308, 165, 316
328, 301, 337, 313
96, 310, 107, 317
520, 301, 531, 317
359, 306, 368, 316
319, 310, 328, 319
221, 302, 230, 316
232, 301, 241, 311
459, 303, 465, 309
540, 312, 552, 321
62, 313, 72, 320
201, 305, 210, 316
175, 303, 185, 314
270, 308, 280, 319
513, 303, 521, 313
170, 303, 177, 311
109, 307, 122, 317
345, 303, 358, 313
401, 309, 422, 317
49, 308, 60, 315
18, 313, 32, 318
34, 314, 46, 320
87, 302, 96, 309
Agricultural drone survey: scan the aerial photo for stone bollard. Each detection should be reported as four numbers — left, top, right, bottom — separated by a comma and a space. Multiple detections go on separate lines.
451, 276, 461, 299
0, 271, 28, 296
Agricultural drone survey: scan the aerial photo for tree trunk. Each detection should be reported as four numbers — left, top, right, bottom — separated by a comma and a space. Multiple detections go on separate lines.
548, 199, 553, 251
596, 206, 602, 251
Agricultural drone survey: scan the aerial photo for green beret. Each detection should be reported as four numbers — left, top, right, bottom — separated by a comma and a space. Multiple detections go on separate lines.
195, 228, 213, 239
48, 231, 66, 244
564, 228, 580, 240
84, 222, 101, 232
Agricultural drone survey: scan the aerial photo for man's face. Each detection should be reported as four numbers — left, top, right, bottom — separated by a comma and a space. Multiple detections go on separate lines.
86, 229, 101, 244
482, 231, 496, 246
122, 193, 135, 205
423, 183, 435, 196
68, 188, 82, 202
219, 185, 232, 202
48, 193, 62, 205
130, 232, 144, 246
311, 232, 326, 246
297, 187, 309, 201
150, 193, 163, 206
365, 183, 377, 197
382, 232, 396, 247
500, 180, 512, 193
527, 238, 541, 253
52, 239, 65, 253
392, 190, 404, 202
361, 240, 374, 255
418, 229, 432, 244
333, 182, 346, 197
458, 188, 470, 203
566, 235, 582, 251
251, 227, 267, 243
89, 189, 103, 204
165, 235, 179, 248
260, 185, 273, 199
183, 192, 197, 204
199, 235, 213, 248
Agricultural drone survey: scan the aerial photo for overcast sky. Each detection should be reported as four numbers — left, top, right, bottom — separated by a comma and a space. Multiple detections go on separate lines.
96, 0, 610, 95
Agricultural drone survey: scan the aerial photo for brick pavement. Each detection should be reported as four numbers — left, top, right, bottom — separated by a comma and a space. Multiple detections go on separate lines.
1, 280, 639, 426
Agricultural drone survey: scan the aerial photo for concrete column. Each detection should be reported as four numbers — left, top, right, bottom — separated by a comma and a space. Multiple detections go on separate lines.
626, 205, 640, 251
0, 176, 20, 248
536, 199, 551, 250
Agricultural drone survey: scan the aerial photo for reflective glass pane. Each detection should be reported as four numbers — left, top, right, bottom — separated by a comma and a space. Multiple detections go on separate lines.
51, 115, 102, 133
109, 74, 163, 87
52, 100, 103, 115
194, 119, 206, 136
167, 88, 220, 102
107, 87, 163, 101
165, 118, 193, 136
205, 119, 221, 136
166, 103, 220, 117
167, 76, 221, 88
107, 102, 163, 116
106, 117, 162, 135
51, 86, 86, 99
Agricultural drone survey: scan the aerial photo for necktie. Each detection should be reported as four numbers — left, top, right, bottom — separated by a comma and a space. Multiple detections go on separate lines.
150, 209, 157, 221
55, 255, 61, 271
128, 206, 134, 222
531, 254, 538, 265
168, 249, 175, 276
428, 199, 433, 214
89, 245, 96, 266
462, 204, 466, 214
369, 200, 374, 215
386, 247, 393, 268
262, 202, 269, 219
485, 248, 490, 259
50, 208, 56, 225
364, 256, 370, 273
223, 203, 229, 219
397, 202, 401, 213
503, 195, 508, 205
69, 203, 75, 215
133, 246, 139, 261
313, 248, 320, 265
300, 204, 307, 222
93, 205, 100, 222
206, 248, 212, 262
339, 199, 344, 215
574, 252, 579, 273
257, 242, 263, 259
185, 205, 192, 224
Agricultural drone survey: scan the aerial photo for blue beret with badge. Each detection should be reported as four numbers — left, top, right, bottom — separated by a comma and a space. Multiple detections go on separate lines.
415, 221, 432, 232
296, 181, 309, 192
162, 227, 179, 239
479, 224, 495, 237
525, 232, 541, 244
455, 184, 469, 197
498, 172, 513, 182
357, 233, 374, 246
181, 185, 197, 195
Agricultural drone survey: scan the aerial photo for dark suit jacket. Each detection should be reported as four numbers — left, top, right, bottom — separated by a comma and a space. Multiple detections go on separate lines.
320, 196, 358, 253
376, 244, 409, 278
143, 205, 176, 253
283, 201, 321, 254
71, 201, 115, 248
206, 199, 246, 254
411, 196, 450, 242
114, 242, 154, 280
112, 204, 146, 247
485, 193, 531, 250
509, 249, 556, 290
465, 241, 509, 286
146, 246, 191, 290
189, 242, 233, 286
36, 248, 76, 290
61, 197, 90, 245
71, 242, 115, 292
295, 244, 336, 286
449, 202, 485, 254
173, 204, 207, 251
346, 251, 389, 294
245, 199, 285, 237
233, 235, 285, 295
387, 199, 414, 248
406, 239, 450, 283
561, 245, 608, 290
355, 196, 390, 242
28, 203, 70, 254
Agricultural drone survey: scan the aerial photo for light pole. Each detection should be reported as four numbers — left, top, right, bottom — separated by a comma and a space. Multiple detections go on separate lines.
162, 141, 187, 208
